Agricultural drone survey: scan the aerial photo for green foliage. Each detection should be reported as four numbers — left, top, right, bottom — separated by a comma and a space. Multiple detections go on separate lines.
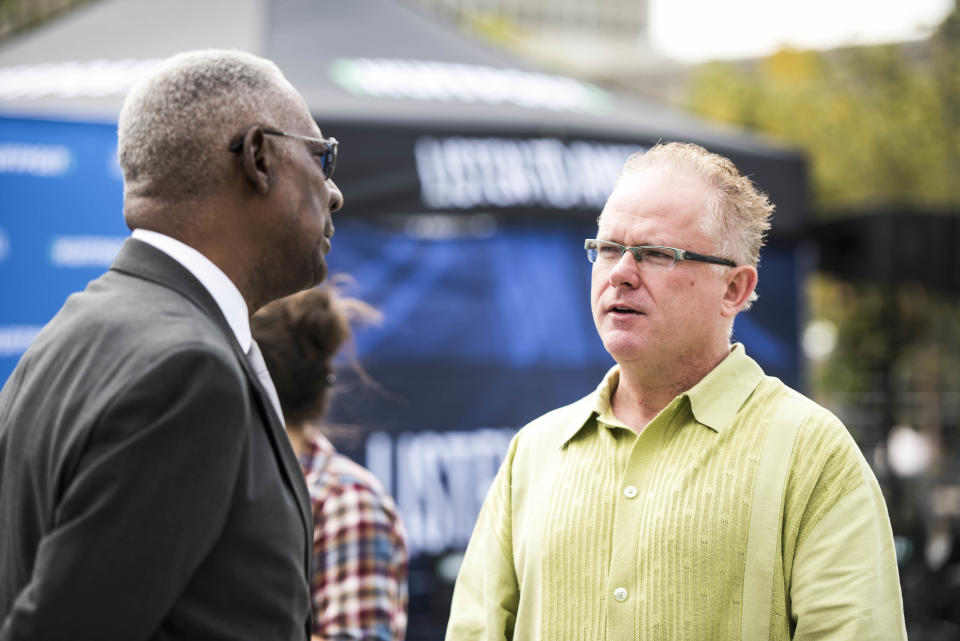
460, 10, 526, 49
806, 276, 960, 432
932, 10, 960, 198
686, 21, 960, 215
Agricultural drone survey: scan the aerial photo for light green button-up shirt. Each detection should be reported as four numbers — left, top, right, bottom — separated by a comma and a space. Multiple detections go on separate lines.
446, 344, 906, 641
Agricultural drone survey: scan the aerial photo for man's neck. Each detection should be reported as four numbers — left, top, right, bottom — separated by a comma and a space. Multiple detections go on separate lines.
126, 196, 259, 313
612, 345, 732, 433
610, 371, 681, 433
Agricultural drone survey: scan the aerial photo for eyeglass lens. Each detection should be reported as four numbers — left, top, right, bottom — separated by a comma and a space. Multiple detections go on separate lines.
320, 142, 337, 180
585, 241, 677, 270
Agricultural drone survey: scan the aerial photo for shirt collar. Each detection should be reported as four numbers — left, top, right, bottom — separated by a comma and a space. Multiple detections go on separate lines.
682, 343, 765, 432
299, 429, 335, 466
308, 429, 335, 456
131, 229, 252, 352
557, 343, 765, 447
557, 364, 621, 447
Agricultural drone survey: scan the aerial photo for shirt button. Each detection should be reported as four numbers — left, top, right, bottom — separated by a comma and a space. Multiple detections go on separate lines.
614, 587, 628, 602
623, 485, 638, 499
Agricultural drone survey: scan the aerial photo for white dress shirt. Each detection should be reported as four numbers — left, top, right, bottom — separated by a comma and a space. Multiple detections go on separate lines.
131, 228, 251, 352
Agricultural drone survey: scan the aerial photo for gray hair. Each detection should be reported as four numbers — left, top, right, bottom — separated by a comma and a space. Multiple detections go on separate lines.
117, 49, 296, 202
616, 142, 773, 308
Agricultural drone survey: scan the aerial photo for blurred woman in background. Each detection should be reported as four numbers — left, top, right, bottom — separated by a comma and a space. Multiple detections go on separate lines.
252, 285, 408, 641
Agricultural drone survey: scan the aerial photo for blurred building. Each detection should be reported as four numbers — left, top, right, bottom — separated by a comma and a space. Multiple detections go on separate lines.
409, 0, 649, 34
407, 0, 681, 94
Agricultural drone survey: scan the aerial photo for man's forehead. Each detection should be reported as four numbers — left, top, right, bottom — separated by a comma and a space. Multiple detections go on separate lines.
595, 208, 651, 239
605, 168, 709, 213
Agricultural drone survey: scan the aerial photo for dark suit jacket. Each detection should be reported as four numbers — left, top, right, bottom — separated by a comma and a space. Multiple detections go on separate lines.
0, 239, 313, 640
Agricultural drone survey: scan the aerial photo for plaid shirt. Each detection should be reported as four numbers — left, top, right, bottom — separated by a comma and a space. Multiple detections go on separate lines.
299, 432, 409, 641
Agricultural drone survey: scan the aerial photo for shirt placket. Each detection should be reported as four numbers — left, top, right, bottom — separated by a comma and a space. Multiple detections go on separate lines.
604, 397, 684, 640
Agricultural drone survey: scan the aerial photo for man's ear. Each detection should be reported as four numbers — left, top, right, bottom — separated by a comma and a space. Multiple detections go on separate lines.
720, 265, 758, 318
240, 126, 270, 195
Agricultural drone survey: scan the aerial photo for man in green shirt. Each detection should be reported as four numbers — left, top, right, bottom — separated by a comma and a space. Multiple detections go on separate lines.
445, 143, 907, 640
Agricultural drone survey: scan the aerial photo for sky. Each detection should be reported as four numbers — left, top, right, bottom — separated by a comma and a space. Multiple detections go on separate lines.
648, 0, 955, 63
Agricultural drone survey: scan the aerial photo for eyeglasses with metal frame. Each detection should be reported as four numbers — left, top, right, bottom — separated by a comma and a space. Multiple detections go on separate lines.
584, 238, 737, 270
229, 128, 338, 180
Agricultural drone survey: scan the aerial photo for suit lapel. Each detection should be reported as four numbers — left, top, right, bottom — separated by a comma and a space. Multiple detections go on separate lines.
240, 351, 315, 575
109, 238, 314, 572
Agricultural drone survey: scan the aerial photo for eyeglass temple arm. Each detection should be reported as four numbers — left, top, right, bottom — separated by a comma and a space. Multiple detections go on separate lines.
227, 128, 284, 153
680, 250, 737, 267
228, 128, 336, 152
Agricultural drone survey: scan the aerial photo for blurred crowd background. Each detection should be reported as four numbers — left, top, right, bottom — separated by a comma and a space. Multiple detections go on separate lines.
1, 0, 958, 638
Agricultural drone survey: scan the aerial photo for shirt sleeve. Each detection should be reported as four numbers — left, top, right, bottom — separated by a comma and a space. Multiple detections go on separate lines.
445, 435, 520, 641
0, 347, 248, 641
790, 477, 908, 640
311, 477, 409, 641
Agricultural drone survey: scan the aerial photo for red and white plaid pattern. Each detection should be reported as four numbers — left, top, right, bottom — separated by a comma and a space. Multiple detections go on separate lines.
299, 432, 408, 641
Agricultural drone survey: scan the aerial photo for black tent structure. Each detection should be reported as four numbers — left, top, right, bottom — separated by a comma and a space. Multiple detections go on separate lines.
0, 0, 808, 223
0, 0, 809, 636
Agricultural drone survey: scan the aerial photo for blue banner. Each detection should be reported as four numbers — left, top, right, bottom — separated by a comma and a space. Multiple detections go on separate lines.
0, 116, 126, 375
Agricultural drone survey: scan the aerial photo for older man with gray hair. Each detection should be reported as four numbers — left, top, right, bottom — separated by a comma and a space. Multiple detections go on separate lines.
0, 49, 343, 640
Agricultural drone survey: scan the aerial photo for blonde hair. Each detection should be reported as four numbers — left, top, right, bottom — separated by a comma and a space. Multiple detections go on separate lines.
615, 142, 773, 308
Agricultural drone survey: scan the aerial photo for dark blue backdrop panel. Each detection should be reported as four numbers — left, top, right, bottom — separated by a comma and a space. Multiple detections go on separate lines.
326, 216, 605, 368
0, 117, 801, 413
0, 116, 126, 381
325, 216, 800, 435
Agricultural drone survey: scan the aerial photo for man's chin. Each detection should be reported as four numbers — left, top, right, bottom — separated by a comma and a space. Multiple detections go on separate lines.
281, 263, 326, 299
319, 263, 329, 284
308, 254, 328, 288
601, 335, 647, 364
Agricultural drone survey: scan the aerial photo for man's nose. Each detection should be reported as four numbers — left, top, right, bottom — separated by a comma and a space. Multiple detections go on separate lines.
608, 251, 641, 287
327, 179, 344, 212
